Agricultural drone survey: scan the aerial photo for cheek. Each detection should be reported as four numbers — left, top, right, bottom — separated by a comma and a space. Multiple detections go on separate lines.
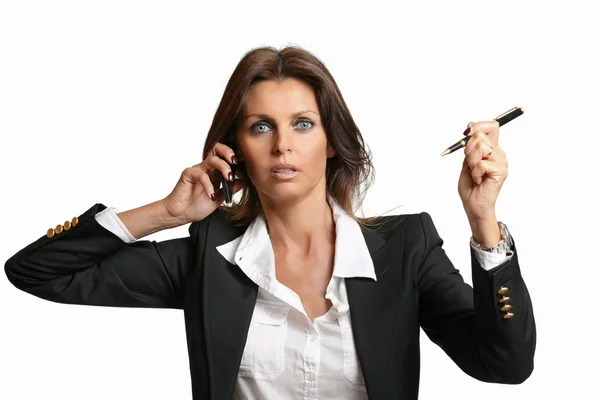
243, 159, 259, 183
241, 155, 269, 185
307, 142, 330, 168
237, 142, 264, 170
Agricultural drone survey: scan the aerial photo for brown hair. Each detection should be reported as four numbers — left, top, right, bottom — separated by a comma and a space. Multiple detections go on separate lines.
202, 45, 397, 231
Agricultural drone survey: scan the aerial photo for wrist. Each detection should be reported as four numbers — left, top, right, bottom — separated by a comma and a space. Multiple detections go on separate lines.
117, 200, 184, 240
468, 214, 502, 247
470, 221, 514, 255
156, 199, 188, 229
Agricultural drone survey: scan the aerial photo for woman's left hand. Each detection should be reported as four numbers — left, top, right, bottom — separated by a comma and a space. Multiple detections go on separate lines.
458, 120, 508, 221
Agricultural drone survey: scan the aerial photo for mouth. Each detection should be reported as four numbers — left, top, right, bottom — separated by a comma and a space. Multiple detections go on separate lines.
270, 168, 300, 179
271, 163, 299, 173
271, 167, 297, 173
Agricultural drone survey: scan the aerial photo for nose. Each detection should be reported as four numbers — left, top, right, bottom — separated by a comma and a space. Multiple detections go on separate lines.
273, 129, 293, 154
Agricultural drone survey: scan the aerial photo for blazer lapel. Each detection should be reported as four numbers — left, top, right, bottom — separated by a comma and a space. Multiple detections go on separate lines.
346, 226, 405, 399
201, 211, 404, 400
202, 214, 258, 400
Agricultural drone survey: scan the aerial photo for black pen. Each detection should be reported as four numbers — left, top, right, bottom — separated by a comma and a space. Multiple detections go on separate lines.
440, 106, 524, 157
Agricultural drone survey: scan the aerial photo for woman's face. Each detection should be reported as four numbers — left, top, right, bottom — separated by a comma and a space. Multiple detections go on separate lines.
235, 78, 335, 204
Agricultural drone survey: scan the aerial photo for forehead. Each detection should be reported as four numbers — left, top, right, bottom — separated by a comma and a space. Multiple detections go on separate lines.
242, 79, 318, 116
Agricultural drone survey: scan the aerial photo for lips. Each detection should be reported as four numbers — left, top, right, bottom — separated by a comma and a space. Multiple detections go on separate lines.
271, 163, 299, 173
270, 169, 300, 180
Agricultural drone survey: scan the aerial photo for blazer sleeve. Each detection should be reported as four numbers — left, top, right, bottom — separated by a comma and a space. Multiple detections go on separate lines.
416, 212, 536, 384
4, 203, 197, 309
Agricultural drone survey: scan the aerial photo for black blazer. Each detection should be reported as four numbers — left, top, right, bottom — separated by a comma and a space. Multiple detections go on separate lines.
4, 203, 536, 400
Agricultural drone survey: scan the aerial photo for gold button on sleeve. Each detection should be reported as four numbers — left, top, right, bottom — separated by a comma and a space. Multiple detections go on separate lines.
497, 287, 509, 295
503, 312, 515, 319
46, 228, 55, 238
55, 224, 63, 234
498, 296, 510, 303
63, 220, 71, 230
501, 304, 512, 312
71, 217, 79, 226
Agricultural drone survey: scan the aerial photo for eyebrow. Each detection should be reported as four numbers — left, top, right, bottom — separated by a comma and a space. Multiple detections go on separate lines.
244, 109, 319, 121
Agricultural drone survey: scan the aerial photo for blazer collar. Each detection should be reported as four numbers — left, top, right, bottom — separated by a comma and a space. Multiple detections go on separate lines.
198, 207, 401, 400
214, 195, 378, 281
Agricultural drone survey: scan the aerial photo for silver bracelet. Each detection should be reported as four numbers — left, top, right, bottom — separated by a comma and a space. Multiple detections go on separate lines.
470, 221, 514, 255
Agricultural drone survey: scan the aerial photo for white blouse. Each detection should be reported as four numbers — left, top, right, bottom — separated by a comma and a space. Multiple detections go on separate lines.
95, 197, 508, 399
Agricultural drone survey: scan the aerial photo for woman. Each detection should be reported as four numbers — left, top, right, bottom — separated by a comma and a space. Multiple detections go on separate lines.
4, 45, 536, 399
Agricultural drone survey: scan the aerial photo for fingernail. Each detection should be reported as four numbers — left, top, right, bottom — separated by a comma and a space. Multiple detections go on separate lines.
210, 192, 215, 201
231, 156, 238, 164
228, 172, 234, 182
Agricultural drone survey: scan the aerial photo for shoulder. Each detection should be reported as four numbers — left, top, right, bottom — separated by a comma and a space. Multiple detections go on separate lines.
189, 208, 442, 254
363, 211, 438, 239
363, 211, 443, 260
188, 207, 247, 243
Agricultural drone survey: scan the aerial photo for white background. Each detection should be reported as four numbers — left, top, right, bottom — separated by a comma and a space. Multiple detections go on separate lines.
1, 1, 598, 399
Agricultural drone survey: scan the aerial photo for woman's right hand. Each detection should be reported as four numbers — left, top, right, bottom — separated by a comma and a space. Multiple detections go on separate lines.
161, 142, 246, 224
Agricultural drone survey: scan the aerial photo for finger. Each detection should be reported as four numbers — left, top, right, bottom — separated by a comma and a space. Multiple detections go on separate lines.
210, 177, 247, 205
212, 142, 239, 164
183, 166, 218, 200
463, 121, 475, 136
190, 159, 220, 185
465, 120, 500, 144
466, 131, 507, 158
466, 143, 494, 171
207, 155, 235, 183
464, 131, 493, 166
460, 156, 471, 179
470, 159, 504, 185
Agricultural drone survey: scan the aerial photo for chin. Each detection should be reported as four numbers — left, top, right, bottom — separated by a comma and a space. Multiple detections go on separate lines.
260, 185, 306, 203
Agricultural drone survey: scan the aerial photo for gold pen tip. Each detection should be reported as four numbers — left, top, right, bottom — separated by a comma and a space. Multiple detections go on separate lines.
440, 149, 450, 157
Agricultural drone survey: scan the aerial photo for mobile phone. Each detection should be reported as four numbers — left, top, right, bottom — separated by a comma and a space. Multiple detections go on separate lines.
221, 163, 236, 204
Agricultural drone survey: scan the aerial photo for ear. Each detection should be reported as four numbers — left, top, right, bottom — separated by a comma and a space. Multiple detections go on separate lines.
326, 143, 335, 158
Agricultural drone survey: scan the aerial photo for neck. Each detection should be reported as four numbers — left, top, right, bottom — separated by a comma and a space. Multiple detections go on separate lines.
259, 189, 335, 258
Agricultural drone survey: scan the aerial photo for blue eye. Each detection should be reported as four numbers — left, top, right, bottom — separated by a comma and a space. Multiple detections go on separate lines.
253, 123, 269, 133
298, 119, 314, 130
250, 118, 315, 134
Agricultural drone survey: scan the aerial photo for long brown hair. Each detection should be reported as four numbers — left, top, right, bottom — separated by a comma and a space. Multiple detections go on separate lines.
202, 45, 396, 231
